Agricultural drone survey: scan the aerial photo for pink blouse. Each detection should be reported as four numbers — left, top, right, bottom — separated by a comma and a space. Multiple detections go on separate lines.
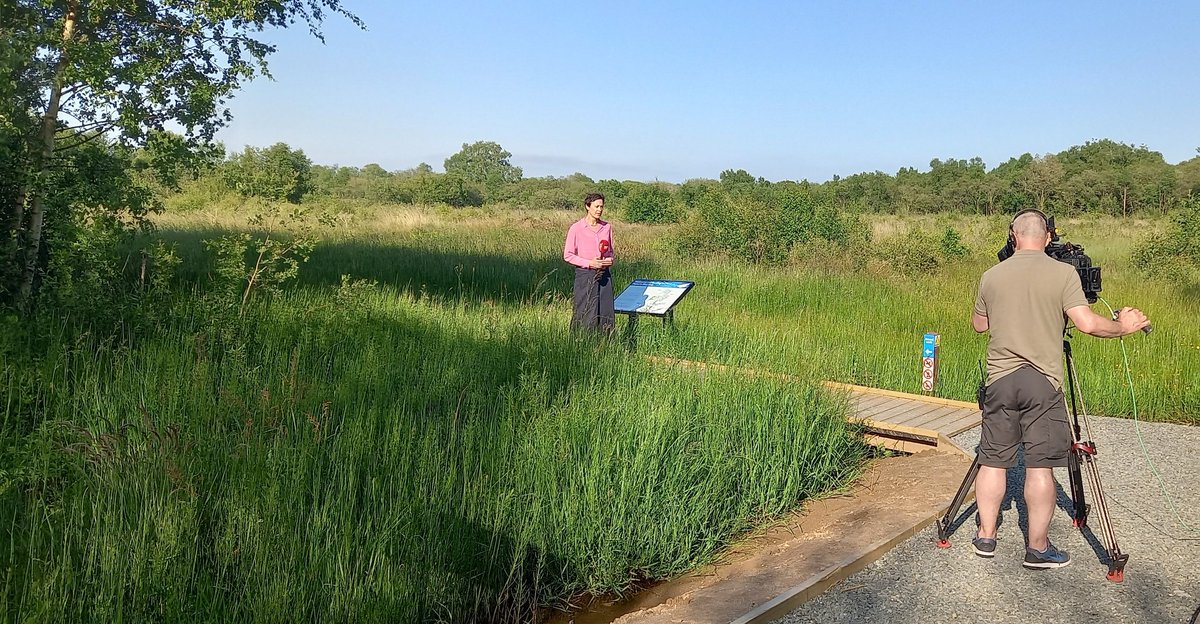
563, 218, 614, 269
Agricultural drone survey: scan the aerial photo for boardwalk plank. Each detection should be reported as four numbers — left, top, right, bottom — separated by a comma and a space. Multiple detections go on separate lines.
941, 413, 983, 436
854, 395, 903, 411
917, 408, 981, 432
854, 396, 909, 416
845, 388, 981, 439
897, 405, 963, 428
865, 400, 934, 422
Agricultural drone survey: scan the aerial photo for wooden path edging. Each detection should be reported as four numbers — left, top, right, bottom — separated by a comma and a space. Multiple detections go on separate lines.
610, 450, 977, 624
729, 502, 950, 624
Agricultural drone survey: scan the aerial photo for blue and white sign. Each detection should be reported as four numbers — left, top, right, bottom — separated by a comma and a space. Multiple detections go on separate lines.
614, 279, 694, 316
921, 332, 940, 392
922, 333, 939, 358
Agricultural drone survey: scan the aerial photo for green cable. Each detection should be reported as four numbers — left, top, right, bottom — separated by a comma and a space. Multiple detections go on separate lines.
1098, 297, 1199, 536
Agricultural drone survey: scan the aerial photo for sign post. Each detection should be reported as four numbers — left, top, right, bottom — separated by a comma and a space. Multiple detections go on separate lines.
921, 332, 940, 394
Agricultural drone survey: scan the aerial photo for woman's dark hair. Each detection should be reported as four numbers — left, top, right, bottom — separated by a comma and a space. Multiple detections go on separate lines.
584, 192, 605, 208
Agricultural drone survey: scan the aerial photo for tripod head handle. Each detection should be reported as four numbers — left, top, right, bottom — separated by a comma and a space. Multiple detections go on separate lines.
1112, 309, 1153, 335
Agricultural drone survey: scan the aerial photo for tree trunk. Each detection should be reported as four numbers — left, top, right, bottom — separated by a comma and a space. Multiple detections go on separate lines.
5, 186, 27, 277
16, 1, 78, 308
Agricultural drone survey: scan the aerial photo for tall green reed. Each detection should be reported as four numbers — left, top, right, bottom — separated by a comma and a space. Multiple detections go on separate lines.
2, 284, 863, 622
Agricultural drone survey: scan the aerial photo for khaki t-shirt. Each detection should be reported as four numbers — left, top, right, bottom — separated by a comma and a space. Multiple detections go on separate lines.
973, 250, 1089, 390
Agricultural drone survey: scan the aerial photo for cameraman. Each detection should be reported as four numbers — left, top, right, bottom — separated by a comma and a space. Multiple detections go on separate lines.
970, 210, 1150, 569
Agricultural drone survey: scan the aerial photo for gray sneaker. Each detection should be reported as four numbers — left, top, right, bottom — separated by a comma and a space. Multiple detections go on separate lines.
972, 533, 997, 558
1024, 543, 1071, 569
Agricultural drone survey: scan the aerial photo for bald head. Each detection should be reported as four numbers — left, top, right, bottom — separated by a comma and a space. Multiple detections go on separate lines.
1012, 212, 1051, 250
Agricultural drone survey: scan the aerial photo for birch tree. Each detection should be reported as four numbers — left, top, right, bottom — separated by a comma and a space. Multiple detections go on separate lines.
1, 0, 361, 308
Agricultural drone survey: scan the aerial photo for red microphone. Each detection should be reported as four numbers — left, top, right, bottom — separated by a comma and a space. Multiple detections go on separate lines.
594, 240, 611, 282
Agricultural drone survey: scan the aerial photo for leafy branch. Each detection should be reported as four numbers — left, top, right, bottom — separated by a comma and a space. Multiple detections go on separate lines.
204, 203, 330, 316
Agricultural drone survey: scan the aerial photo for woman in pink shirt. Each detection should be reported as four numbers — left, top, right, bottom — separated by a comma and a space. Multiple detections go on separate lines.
563, 192, 615, 332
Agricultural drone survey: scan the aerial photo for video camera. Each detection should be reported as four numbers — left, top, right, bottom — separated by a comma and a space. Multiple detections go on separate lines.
997, 214, 1102, 303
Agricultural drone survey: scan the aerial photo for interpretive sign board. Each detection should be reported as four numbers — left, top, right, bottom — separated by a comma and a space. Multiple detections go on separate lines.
614, 279, 694, 317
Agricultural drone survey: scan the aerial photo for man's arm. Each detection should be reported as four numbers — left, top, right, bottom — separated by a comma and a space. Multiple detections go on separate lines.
972, 311, 989, 333
972, 275, 989, 333
1065, 305, 1150, 337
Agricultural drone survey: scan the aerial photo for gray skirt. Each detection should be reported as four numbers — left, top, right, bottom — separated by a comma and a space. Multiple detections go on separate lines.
571, 267, 615, 332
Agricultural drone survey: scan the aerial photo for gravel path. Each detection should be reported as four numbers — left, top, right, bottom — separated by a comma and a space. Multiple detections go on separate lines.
776, 415, 1200, 624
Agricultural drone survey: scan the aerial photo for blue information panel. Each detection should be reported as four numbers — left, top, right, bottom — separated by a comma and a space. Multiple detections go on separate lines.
614, 279, 694, 316
922, 333, 939, 358
921, 332, 940, 393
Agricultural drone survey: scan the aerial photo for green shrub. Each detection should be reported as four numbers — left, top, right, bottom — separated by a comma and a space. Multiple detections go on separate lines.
596, 179, 629, 203
873, 225, 970, 275
500, 174, 594, 210
1133, 196, 1200, 287
525, 187, 578, 211
165, 174, 238, 212
939, 227, 970, 258
673, 188, 867, 264
623, 184, 679, 223
221, 143, 313, 204
379, 172, 484, 207
678, 179, 721, 210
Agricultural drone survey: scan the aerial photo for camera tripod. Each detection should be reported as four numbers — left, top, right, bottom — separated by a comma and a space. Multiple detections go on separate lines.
934, 336, 1128, 582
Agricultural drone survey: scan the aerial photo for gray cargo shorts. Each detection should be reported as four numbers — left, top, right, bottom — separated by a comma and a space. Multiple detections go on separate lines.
979, 365, 1072, 469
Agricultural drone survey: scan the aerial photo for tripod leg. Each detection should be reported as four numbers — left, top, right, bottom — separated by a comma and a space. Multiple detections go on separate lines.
1063, 339, 1090, 528
937, 457, 980, 547
1068, 447, 1089, 528
1080, 452, 1129, 582
1063, 338, 1129, 581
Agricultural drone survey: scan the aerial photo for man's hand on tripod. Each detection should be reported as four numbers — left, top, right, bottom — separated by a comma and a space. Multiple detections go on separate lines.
1066, 304, 1151, 338
1113, 307, 1152, 335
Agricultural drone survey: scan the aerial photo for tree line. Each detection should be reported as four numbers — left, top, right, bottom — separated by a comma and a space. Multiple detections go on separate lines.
160, 138, 1200, 222
6, 128, 1199, 312
136, 137, 1198, 276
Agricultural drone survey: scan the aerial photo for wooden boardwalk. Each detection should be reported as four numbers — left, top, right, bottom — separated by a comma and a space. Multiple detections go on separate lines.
823, 381, 980, 454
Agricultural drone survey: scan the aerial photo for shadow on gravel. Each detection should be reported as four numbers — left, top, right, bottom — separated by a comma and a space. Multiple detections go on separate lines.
810, 537, 1183, 624
939, 448, 1123, 568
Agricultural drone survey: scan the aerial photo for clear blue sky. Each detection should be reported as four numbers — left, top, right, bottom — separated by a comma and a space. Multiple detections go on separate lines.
216, 1, 1200, 183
